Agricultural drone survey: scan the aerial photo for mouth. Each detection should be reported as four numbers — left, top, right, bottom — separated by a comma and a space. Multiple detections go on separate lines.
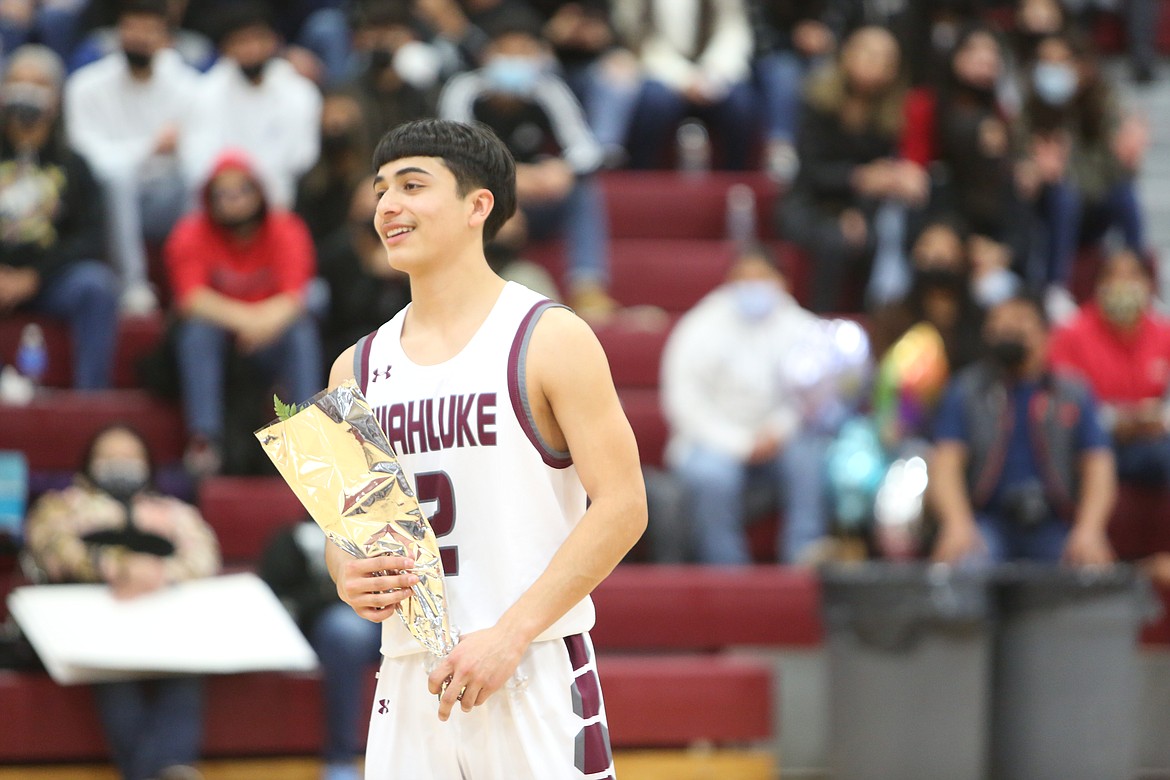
382, 225, 415, 242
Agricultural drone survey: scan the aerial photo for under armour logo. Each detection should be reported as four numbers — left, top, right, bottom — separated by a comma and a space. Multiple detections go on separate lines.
378, 699, 390, 715
371, 365, 392, 383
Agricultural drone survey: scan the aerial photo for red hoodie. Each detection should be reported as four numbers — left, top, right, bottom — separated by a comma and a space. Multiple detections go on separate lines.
1049, 302, 1170, 405
165, 152, 315, 307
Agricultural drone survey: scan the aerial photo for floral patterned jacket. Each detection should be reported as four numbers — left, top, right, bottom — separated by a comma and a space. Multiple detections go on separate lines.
24, 482, 221, 585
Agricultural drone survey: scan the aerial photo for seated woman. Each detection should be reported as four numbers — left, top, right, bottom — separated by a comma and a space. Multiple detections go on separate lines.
23, 423, 221, 780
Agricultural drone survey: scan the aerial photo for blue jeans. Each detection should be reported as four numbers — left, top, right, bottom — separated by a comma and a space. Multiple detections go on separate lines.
523, 175, 610, 289
0, 0, 86, 60
1035, 179, 1145, 287
101, 162, 189, 287
563, 60, 641, 154
92, 677, 204, 780
310, 603, 382, 764
755, 50, 812, 144
23, 260, 119, 389
1114, 435, 1170, 486
971, 513, 1069, 564
296, 7, 353, 88
672, 432, 831, 565
176, 314, 323, 440
626, 78, 757, 170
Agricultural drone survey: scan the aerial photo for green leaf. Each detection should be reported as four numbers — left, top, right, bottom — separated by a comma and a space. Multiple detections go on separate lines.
274, 394, 299, 421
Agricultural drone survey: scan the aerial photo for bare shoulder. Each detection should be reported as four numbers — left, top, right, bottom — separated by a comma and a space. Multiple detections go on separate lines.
526, 306, 610, 383
329, 345, 358, 389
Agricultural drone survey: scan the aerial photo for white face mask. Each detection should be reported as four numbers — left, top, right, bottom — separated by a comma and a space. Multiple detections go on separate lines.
731, 280, 782, 322
1032, 61, 1077, 106
972, 269, 1019, 309
90, 458, 149, 501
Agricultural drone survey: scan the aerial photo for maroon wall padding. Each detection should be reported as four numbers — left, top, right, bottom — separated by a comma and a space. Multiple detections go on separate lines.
197, 477, 308, 564
598, 654, 773, 747
592, 565, 824, 650
0, 391, 184, 471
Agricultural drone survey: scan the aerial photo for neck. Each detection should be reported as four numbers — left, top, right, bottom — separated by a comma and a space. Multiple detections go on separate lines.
9, 123, 51, 153
226, 219, 261, 240
128, 65, 153, 81
405, 245, 505, 327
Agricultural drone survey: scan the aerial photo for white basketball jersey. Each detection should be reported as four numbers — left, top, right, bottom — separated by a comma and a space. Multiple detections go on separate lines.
354, 282, 594, 658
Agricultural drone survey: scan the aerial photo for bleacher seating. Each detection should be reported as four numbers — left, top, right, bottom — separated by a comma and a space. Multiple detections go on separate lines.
4, 165, 1170, 769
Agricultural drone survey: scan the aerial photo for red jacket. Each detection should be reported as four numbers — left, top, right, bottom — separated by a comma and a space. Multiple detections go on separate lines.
1048, 303, 1170, 405
165, 153, 315, 307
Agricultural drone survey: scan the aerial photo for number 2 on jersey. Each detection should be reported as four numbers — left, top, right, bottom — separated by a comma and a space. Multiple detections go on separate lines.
415, 471, 458, 575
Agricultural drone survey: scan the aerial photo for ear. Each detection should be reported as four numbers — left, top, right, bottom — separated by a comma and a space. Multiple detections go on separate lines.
467, 188, 495, 231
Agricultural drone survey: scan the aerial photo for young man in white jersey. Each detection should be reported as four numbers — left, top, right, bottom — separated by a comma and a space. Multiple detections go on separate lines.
325, 118, 647, 779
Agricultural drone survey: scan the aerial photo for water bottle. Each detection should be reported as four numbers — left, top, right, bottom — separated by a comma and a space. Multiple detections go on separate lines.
676, 120, 711, 176
15, 322, 47, 388
725, 183, 757, 246
0, 451, 27, 542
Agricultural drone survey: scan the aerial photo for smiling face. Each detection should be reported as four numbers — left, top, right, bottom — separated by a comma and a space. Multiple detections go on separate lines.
372, 156, 494, 274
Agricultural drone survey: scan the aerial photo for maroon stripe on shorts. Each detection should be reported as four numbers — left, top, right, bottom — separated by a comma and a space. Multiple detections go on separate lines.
563, 634, 590, 671
573, 668, 602, 720
576, 722, 613, 775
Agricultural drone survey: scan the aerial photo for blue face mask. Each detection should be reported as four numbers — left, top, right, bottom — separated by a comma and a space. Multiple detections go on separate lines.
484, 56, 541, 96
1032, 62, 1077, 106
732, 280, 781, 322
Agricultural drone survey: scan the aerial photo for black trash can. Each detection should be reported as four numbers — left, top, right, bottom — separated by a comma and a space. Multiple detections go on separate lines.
990, 563, 1156, 780
820, 563, 993, 780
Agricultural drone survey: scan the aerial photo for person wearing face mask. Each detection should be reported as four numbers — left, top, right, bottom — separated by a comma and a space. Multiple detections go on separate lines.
179, 2, 321, 210
295, 92, 376, 246
1049, 249, 1170, 486
166, 151, 322, 477
928, 294, 1116, 565
1018, 32, 1147, 306
661, 244, 834, 565
64, 0, 200, 315
340, 0, 439, 158
438, 9, 616, 320
0, 44, 120, 390
23, 423, 221, 780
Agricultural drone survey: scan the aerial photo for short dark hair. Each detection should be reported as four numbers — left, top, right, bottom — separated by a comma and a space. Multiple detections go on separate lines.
211, 1, 274, 47
994, 292, 1049, 330
118, 0, 168, 21
372, 119, 517, 241
349, 0, 414, 31
480, 6, 546, 42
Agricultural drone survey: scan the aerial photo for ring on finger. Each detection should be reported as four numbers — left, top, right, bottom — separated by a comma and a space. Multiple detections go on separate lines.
456, 686, 467, 702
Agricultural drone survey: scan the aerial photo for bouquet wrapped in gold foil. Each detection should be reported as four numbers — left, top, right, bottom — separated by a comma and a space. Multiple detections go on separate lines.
254, 379, 454, 657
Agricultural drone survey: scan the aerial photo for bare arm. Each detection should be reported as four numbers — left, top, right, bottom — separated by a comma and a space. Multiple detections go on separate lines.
927, 440, 986, 563
429, 308, 647, 719
1063, 448, 1117, 566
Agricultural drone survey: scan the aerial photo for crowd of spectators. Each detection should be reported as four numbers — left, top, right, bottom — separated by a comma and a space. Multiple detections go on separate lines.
0, 0, 1164, 565
0, 3, 1167, 776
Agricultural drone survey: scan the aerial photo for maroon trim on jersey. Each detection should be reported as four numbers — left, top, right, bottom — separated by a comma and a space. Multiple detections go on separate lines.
509, 300, 573, 469
356, 330, 377, 395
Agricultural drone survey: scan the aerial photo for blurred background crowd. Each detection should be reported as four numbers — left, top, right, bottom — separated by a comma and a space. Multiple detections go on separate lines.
1, 1, 1170, 778
0, 0, 1168, 565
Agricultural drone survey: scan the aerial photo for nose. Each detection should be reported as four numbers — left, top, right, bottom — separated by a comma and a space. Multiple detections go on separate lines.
376, 188, 403, 218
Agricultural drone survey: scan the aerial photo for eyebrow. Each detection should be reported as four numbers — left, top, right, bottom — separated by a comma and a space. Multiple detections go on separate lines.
373, 166, 434, 188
